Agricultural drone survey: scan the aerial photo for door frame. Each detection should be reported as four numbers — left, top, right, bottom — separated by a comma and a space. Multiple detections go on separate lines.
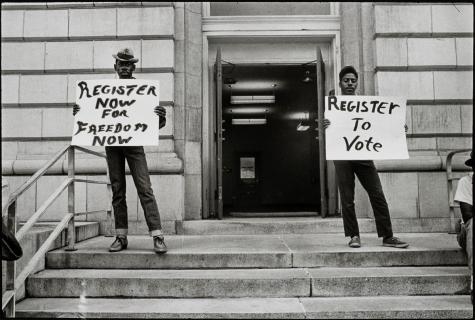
202, 14, 342, 219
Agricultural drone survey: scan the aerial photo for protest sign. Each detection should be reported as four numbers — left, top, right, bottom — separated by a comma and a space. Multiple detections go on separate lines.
324, 95, 409, 160
71, 79, 160, 146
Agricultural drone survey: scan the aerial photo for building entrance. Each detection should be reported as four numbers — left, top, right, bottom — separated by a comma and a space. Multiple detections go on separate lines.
220, 64, 321, 217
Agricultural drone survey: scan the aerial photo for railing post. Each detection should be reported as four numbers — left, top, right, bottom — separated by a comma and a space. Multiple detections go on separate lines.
5, 200, 17, 317
65, 147, 77, 251
105, 168, 113, 237
447, 153, 455, 234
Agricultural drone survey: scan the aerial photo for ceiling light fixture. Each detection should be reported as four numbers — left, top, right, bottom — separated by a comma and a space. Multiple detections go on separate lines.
302, 71, 313, 83
285, 112, 310, 121
230, 95, 275, 104
232, 118, 267, 125
301, 59, 318, 83
226, 107, 270, 114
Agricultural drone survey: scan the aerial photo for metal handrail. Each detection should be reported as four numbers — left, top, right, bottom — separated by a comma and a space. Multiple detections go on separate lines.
446, 149, 471, 234
2, 145, 70, 217
2, 290, 15, 311
2, 145, 112, 318
15, 214, 74, 290
15, 178, 73, 242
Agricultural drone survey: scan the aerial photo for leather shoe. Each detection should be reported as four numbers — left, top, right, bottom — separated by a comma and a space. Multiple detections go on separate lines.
109, 236, 128, 252
153, 235, 167, 254
383, 236, 409, 249
348, 236, 361, 248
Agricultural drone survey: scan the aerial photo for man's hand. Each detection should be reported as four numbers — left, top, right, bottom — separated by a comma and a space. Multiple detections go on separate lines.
154, 106, 166, 129
72, 104, 80, 116
315, 118, 330, 130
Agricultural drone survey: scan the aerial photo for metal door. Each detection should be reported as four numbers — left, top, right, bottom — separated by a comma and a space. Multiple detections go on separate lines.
315, 47, 328, 217
214, 48, 224, 219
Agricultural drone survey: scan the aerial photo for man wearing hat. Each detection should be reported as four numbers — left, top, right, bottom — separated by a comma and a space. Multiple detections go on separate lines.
73, 48, 168, 253
322, 66, 409, 249
454, 151, 473, 302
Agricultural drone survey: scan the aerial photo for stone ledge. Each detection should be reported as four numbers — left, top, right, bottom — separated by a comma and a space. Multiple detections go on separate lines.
374, 32, 474, 38
178, 217, 458, 235
375, 66, 474, 72
374, 155, 471, 172
2, 155, 469, 176
2, 152, 184, 175
0, 2, 173, 9
0, 67, 175, 74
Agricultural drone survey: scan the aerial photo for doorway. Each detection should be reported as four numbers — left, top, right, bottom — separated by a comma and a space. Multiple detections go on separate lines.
221, 64, 321, 217
204, 40, 338, 220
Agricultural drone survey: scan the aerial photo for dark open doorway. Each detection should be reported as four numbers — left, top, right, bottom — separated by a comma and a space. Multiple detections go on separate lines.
221, 64, 321, 217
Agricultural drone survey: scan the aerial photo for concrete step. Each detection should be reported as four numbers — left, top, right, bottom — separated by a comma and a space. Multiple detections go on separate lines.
16, 296, 473, 318
178, 217, 453, 235
2, 221, 101, 301
13, 222, 100, 274
27, 267, 470, 298
26, 268, 310, 298
19, 221, 100, 251
45, 233, 466, 269
228, 211, 319, 218
26, 267, 469, 298
309, 266, 469, 297
300, 295, 473, 319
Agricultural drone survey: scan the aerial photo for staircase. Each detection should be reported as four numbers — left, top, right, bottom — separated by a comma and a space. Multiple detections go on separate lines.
15, 219, 473, 319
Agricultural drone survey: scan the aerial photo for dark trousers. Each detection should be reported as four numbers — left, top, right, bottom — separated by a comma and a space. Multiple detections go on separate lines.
333, 160, 393, 238
105, 146, 161, 234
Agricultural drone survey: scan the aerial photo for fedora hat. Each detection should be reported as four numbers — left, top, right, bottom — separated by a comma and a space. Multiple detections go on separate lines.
112, 48, 139, 63
465, 151, 473, 167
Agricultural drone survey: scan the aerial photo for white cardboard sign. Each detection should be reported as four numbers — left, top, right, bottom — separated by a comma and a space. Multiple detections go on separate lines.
71, 79, 160, 146
325, 95, 409, 160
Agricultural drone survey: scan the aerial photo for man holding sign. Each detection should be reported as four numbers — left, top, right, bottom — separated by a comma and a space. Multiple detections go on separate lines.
72, 48, 168, 254
323, 66, 409, 249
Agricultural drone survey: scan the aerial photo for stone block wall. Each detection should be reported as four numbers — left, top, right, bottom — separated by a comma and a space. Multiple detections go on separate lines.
1, 2, 189, 232
354, 171, 468, 221
342, 3, 472, 154
373, 3, 473, 154
341, 3, 472, 222
2, 2, 471, 226
174, 2, 203, 220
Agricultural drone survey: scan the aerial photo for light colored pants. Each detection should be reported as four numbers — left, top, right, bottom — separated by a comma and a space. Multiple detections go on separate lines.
457, 218, 473, 290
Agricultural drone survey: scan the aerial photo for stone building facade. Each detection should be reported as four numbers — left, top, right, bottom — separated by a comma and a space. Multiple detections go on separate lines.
1, 2, 473, 234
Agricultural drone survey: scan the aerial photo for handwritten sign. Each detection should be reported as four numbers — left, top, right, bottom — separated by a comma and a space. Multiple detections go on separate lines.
71, 79, 160, 146
325, 95, 409, 160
